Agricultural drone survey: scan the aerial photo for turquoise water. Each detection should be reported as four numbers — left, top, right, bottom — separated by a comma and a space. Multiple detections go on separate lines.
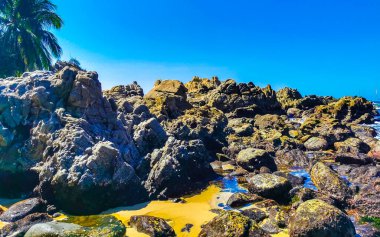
372, 101, 380, 139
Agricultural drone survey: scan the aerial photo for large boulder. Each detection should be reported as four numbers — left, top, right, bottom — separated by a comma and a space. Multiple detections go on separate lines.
142, 137, 214, 199
0, 68, 150, 215
247, 174, 292, 202
310, 162, 351, 202
236, 148, 277, 172
199, 211, 269, 237
289, 199, 356, 237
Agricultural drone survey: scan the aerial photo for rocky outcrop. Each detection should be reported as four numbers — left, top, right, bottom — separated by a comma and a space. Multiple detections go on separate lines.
289, 199, 356, 237
0, 64, 378, 236
206, 80, 282, 118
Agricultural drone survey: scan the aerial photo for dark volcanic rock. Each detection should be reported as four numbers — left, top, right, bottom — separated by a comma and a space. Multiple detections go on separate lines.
0, 198, 46, 222
226, 193, 263, 208
143, 137, 214, 199
0, 213, 52, 237
129, 215, 175, 237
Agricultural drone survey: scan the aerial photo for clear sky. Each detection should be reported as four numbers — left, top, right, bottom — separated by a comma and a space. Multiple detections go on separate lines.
54, 0, 380, 101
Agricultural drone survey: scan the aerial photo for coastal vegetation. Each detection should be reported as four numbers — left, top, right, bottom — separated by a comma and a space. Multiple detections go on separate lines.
0, 0, 62, 77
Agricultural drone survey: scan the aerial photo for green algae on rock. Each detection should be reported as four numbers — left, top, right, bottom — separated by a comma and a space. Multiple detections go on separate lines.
129, 215, 176, 237
310, 162, 351, 202
289, 199, 356, 237
247, 174, 292, 202
26, 215, 127, 237
198, 211, 269, 237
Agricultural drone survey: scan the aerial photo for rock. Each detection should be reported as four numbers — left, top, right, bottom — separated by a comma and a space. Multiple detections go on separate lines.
276, 87, 303, 110
40, 140, 147, 214
314, 96, 375, 124
103, 82, 144, 99
226, 193, 263, 208
0, 198, 46, 222
254, 114, 286, 130
24, 217, 126, 237
0, 213, 52, 237
273, 171, 304, 187
145, 80, 191, 119
241, 208, 268, 222
275, 149, 310, 168
0, 68, 152, 214
335, 153, 373, 165
310, 162, 351, 202
181, 223, 193, 233
129, 215, 175, 237
58, 215, 126, 237
259, 218, 280, 234
236, 148, 277, 172
368, 141, 380, 161
185, 76, 221, 94
133, 118, 167, 156
143, 137, 214, 199
304, 137, 328, 151
289, 199, 356, 237
165, 105, 228, 156
247, 174, 292, 202
198, 211, 269, 237
206, 80, 281, 117
334, 164, 379, 184
25, 222, 81, 237
353, 179, 380, 217
334, 138, 371, 154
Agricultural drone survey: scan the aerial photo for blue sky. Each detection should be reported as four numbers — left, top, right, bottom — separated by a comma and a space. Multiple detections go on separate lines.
55, 0, 380, 100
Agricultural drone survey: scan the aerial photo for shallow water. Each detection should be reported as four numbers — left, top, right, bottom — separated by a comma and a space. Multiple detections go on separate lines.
371, 101, 380, 139
289, 169, 317, 190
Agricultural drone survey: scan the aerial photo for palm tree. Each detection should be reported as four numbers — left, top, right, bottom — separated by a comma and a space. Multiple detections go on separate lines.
0, 0, 63, 74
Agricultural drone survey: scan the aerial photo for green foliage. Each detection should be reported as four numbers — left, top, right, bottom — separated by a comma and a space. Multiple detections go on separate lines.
0, 0, 63, 77
69, 58, 81, 67
360, 216, 380, 230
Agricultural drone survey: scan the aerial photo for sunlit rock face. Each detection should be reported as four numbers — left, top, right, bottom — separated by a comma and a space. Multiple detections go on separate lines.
0, 64, 378, 221
0, 67, 147, 214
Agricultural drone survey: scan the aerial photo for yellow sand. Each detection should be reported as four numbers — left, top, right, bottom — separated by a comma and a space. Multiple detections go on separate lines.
49, 184, 290, 237
109, 185, 221, 237
0, 205, 7, 229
